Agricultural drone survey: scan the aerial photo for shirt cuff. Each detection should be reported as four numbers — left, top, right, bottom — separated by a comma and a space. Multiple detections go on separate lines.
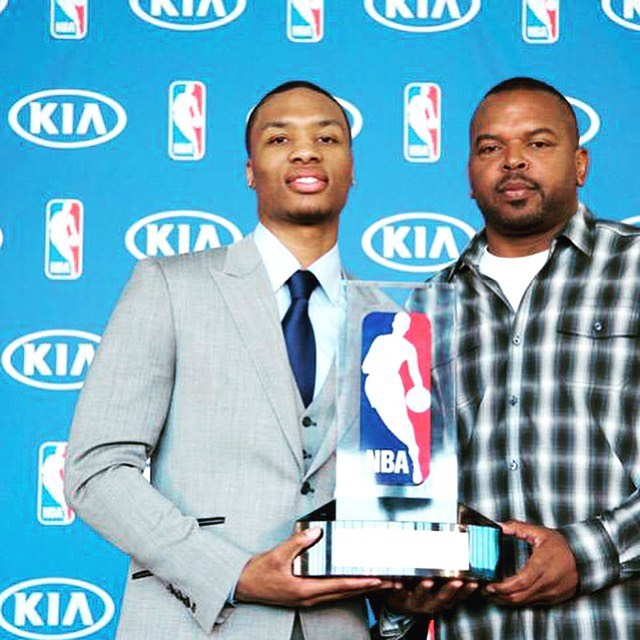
560, 517, 619, 594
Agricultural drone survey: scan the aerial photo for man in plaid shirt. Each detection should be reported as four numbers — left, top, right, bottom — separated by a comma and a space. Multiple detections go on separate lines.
382, 77, 640, 638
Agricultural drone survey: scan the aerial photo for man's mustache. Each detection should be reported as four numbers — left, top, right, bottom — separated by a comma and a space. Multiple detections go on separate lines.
496, 174, 540, 192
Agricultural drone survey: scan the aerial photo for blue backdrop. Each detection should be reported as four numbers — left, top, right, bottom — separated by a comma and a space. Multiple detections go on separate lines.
1, 1, 639, 637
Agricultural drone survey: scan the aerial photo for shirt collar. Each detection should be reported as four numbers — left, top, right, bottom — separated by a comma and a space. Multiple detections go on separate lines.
449, 203, 594, 280
252, 222, 342, 304
556, 203, 595, 257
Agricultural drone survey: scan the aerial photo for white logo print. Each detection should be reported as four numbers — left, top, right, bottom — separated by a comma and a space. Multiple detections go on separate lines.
362, 212, 476, 273
125, 211, 243, 259
601, 0, 640, 31
0, 577, 114, 639
364, 0, 481, 33
566, 96, 600, 145
129, 0, 246, 30
8, 89, 127, 149
335, 96, 363, 139
2, 330, 100, 391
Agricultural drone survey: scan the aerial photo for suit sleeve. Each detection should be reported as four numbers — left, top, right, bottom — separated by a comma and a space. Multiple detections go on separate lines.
64, 258, 251, 633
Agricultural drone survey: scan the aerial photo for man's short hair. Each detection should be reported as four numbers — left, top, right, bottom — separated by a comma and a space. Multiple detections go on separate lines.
245, 80, 352, 154
473, 76, 580, 148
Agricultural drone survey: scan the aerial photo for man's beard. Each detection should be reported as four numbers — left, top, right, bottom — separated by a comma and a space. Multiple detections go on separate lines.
478, 197, 549, 237
279, 206, 338, 226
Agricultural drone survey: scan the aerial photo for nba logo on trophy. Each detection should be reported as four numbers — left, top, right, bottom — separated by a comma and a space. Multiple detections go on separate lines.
287, 0, 323, 42
522, 0, 559, 43
169, 81, 206, 161
50, 0, 88, 39
404, 83, 441, 163
38, 442, 75, 525
45, 199, 83, 280
361, 311, 432, 486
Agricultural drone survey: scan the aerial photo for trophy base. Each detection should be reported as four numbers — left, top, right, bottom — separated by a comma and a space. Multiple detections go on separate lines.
294, 502, 506, 581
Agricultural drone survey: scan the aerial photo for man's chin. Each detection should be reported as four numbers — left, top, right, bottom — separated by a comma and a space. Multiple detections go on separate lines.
282, 209, 336, 226
479, 202, 546, 234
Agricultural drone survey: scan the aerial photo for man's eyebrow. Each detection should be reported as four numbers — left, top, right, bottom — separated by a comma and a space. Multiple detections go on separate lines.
472, 127, 558, 146
527, 127, 558, 137
472, 133, 499, 146
259, 120, 288, 132
258, 118, 347, 133
317, 118, 348, 130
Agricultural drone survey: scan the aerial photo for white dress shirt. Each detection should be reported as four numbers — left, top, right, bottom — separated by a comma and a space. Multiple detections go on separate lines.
253, 223, 345, 400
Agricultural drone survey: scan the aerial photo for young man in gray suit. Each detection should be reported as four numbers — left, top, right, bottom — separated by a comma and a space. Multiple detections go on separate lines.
64, 81, 401, 640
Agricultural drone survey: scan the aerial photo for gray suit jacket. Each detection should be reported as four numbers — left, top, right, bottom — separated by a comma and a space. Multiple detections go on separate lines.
64, 236, 370, 639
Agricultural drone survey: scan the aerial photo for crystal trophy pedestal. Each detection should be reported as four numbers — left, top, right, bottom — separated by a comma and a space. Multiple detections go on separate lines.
294, 281, 507, 580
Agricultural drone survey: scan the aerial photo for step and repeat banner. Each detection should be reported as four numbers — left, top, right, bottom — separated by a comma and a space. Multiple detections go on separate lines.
1, 1, 639, 637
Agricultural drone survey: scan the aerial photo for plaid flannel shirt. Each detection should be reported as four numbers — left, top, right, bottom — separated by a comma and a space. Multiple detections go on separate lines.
429, 207, 640, 639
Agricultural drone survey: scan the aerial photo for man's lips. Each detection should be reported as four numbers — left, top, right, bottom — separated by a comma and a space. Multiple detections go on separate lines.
286, 171, 328, 194
497, 179, 538, 200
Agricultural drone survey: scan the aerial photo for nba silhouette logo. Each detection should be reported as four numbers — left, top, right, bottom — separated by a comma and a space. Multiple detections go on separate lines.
404, 83, 441, 163
50, 0, 88, 39
169, 81, 206, 161
522, 0, 559, 43
287, 0, 323, 42
38, 442, 75, 526
45, 199, 83, 280
360, 311, 432, 486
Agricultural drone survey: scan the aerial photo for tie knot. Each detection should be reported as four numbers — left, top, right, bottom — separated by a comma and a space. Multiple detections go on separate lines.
287, 270, 318, 301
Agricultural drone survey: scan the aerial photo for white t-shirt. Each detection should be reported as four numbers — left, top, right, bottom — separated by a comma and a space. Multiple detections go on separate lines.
478, 247, 549, 311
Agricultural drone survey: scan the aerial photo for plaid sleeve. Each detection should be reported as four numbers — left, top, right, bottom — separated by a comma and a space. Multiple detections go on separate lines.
560, 490, 640, 593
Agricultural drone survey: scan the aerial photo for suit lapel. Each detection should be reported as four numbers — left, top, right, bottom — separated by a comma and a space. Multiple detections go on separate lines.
207, 236, 303, 472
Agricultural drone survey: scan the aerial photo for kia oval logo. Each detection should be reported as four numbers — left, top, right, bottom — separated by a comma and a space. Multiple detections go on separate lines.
335, 96, 363, 138
566, 96, 600, 145
362, 212, 476, 273
0, 577, 115, 639
2, 330, 100, 391
601, 0, 640, 31
364, 0, 481, 32
621, 215, 640, 226
129, 0, 246, 30
8, 89, 127, 149
0, 0, 8, 14
125, 210, 243, 259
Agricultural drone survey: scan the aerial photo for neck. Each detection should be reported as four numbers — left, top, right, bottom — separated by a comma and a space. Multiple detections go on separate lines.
485, 229, 555, 257
261, 220, 338, 268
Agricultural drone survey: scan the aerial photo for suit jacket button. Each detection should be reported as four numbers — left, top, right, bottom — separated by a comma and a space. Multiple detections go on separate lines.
302, 416, 315, 427
301, 481, 314, 495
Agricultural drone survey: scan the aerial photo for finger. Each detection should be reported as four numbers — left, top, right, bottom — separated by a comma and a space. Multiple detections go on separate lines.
296, 575, 386, 600
485, 559, 544, 596
431, 580, 469, 609
412, 579, 435, 598
500, 520, 538, 542
455, 581, 479, 603
299, 583, 391, 607
276, 527, 324, 562
485, 568, 548, 606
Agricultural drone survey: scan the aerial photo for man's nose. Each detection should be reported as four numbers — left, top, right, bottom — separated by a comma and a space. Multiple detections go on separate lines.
502, 142, 528, 171
289, 139, 321, 163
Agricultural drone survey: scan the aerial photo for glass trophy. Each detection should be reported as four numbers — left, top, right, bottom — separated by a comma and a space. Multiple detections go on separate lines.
294, 281, 506, 580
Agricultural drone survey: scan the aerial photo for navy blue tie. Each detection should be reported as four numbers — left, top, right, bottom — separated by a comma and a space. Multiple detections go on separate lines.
282, 270, 318, 407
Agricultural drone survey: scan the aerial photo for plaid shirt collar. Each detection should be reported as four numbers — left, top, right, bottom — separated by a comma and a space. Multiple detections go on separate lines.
446, 203, 594, 280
